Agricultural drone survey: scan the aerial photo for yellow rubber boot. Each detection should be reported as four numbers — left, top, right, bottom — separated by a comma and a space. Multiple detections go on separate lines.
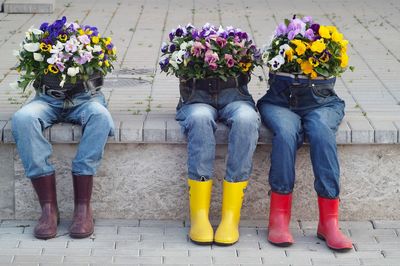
188, 179, 214, 245
214, 180, 248, 245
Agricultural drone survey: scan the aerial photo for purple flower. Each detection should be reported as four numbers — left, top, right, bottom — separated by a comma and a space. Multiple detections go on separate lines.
78, 35, 90, 45
159, 57, 169, 70
56, 61, 65, 72
169, 44, 176, 52
40, 22, 49, 32
106, 43, 114, 50
302, 16, 313, 24
310, 23, 320, 33
287, 18, 306, 39
191, 41, 205, 57
161, 42, 168, 53
275, 23, 287, 37
205, 49, 219, 70
304, 28, 315, 40
224, 54, 235, 68
169, 31, 175, 41
175, 27, 184, 37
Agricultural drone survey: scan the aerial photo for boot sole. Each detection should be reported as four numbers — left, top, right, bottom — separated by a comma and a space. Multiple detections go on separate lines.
190, 238, 213, 245
317, 233, 352, 252
267, 240, 293, 247
70, 229, 94, 239
34, 232, 57, 240
213, 241, 237, 246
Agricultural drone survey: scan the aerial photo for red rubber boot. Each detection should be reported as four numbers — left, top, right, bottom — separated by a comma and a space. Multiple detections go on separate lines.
317, 196, 353, 251
267, 192, 294, 246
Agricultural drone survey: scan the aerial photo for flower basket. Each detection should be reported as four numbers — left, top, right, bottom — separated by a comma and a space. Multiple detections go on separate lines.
159, 23, 262, 92
13, 16, 117, 92
262, 15, 350, 79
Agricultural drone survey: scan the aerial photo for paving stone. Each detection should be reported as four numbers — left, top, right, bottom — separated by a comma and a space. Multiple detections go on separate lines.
63, 255, 113, 263
372, 220, 400, 229
143, 118, 166, 142
13, 255, 63, 263
164, 255, 212, 264
139, 219, 184, 227
112, 255, 162, 264
360, 258, 400, 266
50, 123, 73, 143
311, 257, 361, 265
94, 219, 139, 227
3, 0, 54, 14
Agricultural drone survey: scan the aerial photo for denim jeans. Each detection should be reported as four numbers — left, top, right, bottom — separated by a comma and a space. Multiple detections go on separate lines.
12, 91, 114, 179
176, 99, 260, 182
257, 73, 345, 198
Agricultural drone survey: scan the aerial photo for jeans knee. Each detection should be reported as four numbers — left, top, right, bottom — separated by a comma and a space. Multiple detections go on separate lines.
12, 110, 37, 132
231, 110, 260, 132
186, 110, 215, 131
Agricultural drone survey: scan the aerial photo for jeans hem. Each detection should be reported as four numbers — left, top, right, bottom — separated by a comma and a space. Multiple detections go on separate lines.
28, 171, 55, 180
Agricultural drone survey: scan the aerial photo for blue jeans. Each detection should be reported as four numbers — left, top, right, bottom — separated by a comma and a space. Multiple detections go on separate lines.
12, 91, 114, 179
176, 101, 260, 182
257, 73, 345, 198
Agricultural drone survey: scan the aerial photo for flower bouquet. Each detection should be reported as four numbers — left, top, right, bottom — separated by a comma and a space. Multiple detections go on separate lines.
159, 23, 262, 81
262, 15, 349, 78
14, 16, 117, 92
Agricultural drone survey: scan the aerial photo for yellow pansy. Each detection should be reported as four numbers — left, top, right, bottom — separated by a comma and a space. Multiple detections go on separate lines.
112, 47, 117, 55
98, 53, 105, 59
98, 61, 103, 66
290, 40, 307, 56
327, 25, 338, 33
340, 39, 349, 48
85, 29, 93, 35
309, 57, 319, 67
331, 31, 343, 43
239, 62, 252, 72
310, 39, 326, 53
319, 26, 331, 39
300, 61, 314, 75
48, 64, 59, 74
40, 43, 51, 52
91, 36, 100, 44
78, 29, 85, 35
340, 52, 349, 68
58, 34, 68, 42
44, 69, 49, 74
319, 52, 330, 63
104, 60, 110, 67
285, 48, 294, 62
296, 58, 303, 64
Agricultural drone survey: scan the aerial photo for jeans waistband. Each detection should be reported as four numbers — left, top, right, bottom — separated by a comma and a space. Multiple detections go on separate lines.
269, 72, 336, 84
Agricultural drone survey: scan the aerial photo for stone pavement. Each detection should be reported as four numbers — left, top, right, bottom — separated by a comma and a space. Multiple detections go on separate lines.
0, 219, 400, 265
0, 0, 400, 143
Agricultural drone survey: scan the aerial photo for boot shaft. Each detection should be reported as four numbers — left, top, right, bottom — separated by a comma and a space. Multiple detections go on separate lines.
72, 175, 93, 204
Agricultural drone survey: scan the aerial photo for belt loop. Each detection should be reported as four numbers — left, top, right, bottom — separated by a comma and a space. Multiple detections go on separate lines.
235, 76, 239, 87
193, 78, 196, 90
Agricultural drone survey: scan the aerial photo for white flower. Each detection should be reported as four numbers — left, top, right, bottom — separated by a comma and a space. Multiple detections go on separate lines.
180, 42, 188, 51
50, 41, 64, 54
31, 28, 43, 35
261, 51, 270, 64
23, 42, 40, 52
268, 55, 285, 71
279, 44, 291, 57
169, 58, 179, 69
33, 53, 44, 62
59, 74, 66, 87
25, 31, 32, 40
93, 45, 102, 53
172, 50, 185, 65
47, 54, 58, 64
67, 67, 80, 77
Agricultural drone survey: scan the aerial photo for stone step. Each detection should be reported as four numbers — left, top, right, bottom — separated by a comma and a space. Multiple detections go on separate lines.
3, 0, 54, 14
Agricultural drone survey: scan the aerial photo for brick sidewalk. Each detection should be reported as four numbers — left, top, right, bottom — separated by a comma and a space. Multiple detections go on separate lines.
0, 219, 399, 265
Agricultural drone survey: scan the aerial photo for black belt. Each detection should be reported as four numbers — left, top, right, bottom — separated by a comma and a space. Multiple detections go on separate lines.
34, 76, 103, 100
180, 75, 249, 94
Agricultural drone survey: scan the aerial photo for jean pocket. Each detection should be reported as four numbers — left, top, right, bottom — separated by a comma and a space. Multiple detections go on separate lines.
311, 83, 336, 104
179, 85, 195, 103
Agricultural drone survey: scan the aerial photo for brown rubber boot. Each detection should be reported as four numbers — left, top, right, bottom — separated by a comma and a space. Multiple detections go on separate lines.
69, 175, 94, 238
31, 173, 59, 240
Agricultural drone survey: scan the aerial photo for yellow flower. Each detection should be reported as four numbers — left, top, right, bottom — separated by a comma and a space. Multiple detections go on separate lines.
319, 26, 331, 39
290, 40, 307, 56
48, 64, 59, 74
311, 70, 318, 79
78, 29, 85, 35
331, 31, 343, 42
309, 57, 319, 67
98, 53, 104, 59
104, 60, 110, 67
340, 52, 349, 68
112, 47, 117, 55
340, 39, 349, 48
239, 62, 252, 72
103, 37, 112, 45
310, 39, 326, 53
98, 61, 103, 66
319, 52, 330, 63
300, 61, 314, 75
285, 48, 294, 62
40, 43, 51, 52
296, 58, 303, 64
327, 25, 338, 33
44, 69, 49, 74
85, 29, 93, 35
91, 36, 100, 44
58, 34, 68, 42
